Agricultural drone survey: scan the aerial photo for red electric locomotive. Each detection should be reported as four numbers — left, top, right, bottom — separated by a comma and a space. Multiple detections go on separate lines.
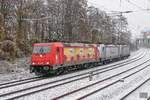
30, 42, 99, 75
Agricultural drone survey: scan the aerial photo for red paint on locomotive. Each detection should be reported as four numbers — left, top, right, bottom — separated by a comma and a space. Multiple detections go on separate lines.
31, 42, 63, 66
30, 42, 99, 74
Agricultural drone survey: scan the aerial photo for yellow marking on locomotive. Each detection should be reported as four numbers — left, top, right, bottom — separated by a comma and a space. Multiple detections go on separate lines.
64, 47, 95, 64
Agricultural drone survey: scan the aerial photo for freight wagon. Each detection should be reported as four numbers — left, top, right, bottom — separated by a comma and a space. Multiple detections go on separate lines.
120, 45, 130, 58
97, 44, 120, 63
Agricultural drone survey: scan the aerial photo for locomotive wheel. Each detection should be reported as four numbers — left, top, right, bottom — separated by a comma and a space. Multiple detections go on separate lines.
103, 61, 106, 65
55, 68, 63, 75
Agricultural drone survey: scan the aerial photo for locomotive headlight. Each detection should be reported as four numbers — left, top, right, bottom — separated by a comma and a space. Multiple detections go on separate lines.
32, 62, 35, 65
46, 62, 49, 64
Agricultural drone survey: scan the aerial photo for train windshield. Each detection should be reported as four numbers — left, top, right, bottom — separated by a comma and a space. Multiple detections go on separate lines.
33, 46, 50, 54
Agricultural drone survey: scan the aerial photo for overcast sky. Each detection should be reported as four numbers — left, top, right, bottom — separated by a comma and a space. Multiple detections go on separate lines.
88, 0, 150, 39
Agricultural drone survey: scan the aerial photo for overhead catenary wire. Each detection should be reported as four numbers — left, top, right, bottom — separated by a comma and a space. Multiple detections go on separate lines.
124, 0, 150, 17
125, 0, 150, 11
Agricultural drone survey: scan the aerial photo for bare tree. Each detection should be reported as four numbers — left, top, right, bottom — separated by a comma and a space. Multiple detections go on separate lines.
0, 0, 131, 60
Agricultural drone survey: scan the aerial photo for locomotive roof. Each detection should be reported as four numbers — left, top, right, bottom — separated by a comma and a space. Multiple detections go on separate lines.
33, 42, 128, 47
33, 42, 63, 45
33, 42, 97, 47
33, 43, 52, 46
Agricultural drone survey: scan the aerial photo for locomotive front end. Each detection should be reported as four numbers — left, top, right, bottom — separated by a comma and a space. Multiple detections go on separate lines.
30, 43, 52, 74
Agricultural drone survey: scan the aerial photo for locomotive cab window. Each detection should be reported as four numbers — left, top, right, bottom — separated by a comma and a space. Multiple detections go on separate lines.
33, 46, 50, 54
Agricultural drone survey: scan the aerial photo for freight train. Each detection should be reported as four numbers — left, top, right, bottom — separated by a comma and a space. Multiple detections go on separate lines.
30, 42, 130, 75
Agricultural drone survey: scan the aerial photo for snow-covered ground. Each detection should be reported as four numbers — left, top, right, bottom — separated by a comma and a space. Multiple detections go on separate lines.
0, 57, 35, 83
14, 49, 148, 100
1, 49, 149, 100
124, 78, 150, 100
83, 54, 150, 100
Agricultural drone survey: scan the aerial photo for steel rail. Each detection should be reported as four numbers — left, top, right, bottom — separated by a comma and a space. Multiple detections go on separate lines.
53, 59, 150, 100
120, 77, 150, 100
77, 63, 150, 100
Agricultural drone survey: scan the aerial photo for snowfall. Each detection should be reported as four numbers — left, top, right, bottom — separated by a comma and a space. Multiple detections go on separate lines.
0, 49, 150, 100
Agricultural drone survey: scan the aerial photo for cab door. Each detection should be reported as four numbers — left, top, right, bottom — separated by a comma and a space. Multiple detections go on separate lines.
56, 47, 63, 65
56, 47, 60, 65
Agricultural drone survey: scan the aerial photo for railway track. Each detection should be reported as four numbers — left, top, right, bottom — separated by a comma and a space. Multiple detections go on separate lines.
0, 51, 147, 99
120, 76, 150, 100
0, 51, 143, 90
52, 57, 150, 100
